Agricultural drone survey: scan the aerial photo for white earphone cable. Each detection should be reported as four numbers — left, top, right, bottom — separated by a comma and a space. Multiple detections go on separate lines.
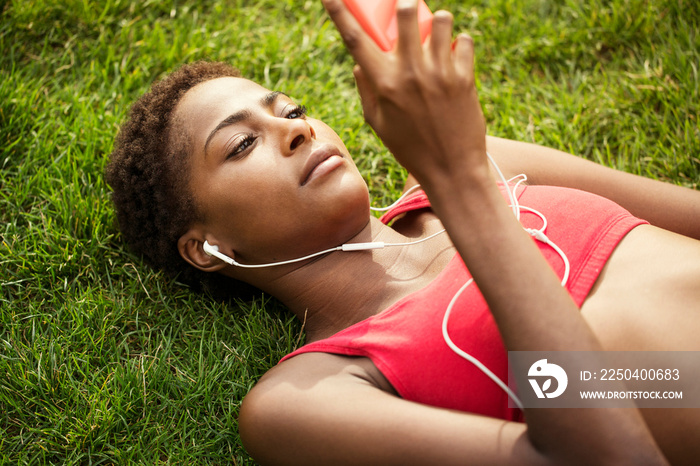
203, 241, 344, 269
441, 278, 525, 410
370, 184, 423, 212
440, 152, 571, 410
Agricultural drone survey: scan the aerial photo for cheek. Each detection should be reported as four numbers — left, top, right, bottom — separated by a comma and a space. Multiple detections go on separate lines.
201, 169, 307, 251
207, 169, 292, 228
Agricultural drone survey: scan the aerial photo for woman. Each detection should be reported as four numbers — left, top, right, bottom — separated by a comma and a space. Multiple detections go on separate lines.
106, 0, 700, 463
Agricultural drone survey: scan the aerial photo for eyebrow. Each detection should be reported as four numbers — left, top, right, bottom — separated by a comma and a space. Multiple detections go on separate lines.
203, 91, 286, 156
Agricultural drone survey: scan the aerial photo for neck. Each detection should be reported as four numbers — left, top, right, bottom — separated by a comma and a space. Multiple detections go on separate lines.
259, 217, 454, 342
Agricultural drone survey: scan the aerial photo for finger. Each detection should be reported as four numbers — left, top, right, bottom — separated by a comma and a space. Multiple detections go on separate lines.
429, 10, 454, 66
395, 0, 422, 58
322, 0, 384, 74
453, 33, 475, 79
353, 65, 378, 125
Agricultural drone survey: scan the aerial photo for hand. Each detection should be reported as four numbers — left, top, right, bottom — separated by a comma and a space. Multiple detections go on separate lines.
323, 0, 491, 192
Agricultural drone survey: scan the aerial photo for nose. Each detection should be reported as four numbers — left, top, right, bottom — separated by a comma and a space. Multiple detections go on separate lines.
282, 119, 315, 156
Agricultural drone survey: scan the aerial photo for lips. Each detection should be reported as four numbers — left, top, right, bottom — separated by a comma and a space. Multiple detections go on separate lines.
300, 144, 344, 186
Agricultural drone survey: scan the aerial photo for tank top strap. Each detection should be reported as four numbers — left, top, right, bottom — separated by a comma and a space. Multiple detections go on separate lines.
379, 190, 430, 225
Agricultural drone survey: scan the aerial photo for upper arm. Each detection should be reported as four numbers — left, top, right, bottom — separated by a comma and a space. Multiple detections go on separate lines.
239, 353, 542, 466
485, 136, 700, 239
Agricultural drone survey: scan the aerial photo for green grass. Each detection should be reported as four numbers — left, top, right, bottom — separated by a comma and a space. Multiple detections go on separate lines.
1, 0, 698, 463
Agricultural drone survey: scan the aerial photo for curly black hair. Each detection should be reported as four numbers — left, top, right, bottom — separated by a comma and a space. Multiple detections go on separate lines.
106, 61, 257, 299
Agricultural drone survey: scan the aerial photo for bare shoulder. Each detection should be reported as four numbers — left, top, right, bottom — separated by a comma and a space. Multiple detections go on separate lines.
242, 352, 396, 397
239, 353, 378, 421
238, 353, 396, 462
238, 352, 539, 466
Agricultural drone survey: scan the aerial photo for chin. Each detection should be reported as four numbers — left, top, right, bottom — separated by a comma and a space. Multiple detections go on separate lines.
325, 184, 371, 238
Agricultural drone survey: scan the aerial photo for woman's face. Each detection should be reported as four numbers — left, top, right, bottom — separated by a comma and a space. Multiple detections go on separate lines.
175, 77, 370, 267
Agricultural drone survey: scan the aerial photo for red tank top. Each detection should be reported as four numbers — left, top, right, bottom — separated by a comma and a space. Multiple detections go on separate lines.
280, 185, 647, 421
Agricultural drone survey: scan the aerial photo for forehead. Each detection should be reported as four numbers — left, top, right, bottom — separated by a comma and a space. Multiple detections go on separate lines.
176, 76, 270, 125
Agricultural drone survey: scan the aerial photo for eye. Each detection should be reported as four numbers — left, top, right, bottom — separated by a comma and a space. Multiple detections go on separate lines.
284, 105, 307, 120
226, 134, 256, 160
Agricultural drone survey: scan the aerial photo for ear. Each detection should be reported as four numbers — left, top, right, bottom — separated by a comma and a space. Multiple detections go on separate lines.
178, 229, 228, 272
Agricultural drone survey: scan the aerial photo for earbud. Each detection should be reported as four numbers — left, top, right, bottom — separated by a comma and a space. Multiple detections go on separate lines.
203, 241, 219, 255
203, 240, 236, 266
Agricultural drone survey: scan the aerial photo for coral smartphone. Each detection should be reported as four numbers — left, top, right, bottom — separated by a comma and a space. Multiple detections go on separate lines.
343, 0, 433, 51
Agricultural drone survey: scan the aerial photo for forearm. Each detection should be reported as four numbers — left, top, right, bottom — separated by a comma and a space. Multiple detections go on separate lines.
422, 169, 667, 464
424, 169, 595, 351
486, 136, 700, 239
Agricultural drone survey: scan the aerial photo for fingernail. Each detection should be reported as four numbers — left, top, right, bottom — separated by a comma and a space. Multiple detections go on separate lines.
397, 0, 418, 8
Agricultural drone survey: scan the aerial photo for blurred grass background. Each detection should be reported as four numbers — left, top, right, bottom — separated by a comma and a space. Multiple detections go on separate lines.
1, 0, 698, 463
